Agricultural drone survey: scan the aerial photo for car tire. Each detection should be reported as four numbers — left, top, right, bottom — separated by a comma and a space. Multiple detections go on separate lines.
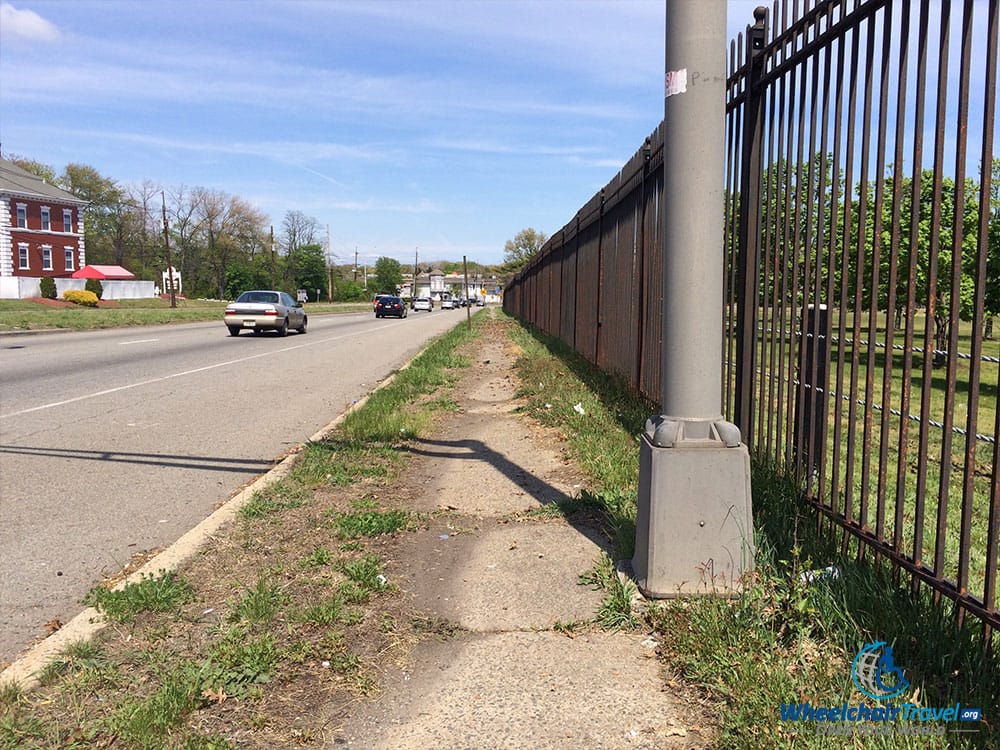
297, 316, 307, 334
228, 326, 240, 336
276, 318, 288, 337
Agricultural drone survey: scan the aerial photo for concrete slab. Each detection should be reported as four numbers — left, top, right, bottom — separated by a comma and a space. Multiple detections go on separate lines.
401, 411, 584, 515
389, 517, 608, 632
328, 631, 708, 749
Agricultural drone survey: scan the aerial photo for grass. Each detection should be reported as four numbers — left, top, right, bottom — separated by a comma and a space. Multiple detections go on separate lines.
0, 297, 371, 332
228, 577, 287, 625
0, 310, 484, 749
81, 572, 195, 624
501, 310, 999, 749
329, 509, 411, 539
580, 553, 641, 630
747, 307, 997, 602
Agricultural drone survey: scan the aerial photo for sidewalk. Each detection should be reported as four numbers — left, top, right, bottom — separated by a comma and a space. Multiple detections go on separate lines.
324, 318, 714, 748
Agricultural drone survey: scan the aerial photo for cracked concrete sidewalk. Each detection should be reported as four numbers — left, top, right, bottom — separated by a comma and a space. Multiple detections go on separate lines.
323, 315, 715, 749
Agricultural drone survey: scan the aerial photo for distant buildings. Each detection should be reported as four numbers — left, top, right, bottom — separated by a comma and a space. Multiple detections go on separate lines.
400, 267, 501, 303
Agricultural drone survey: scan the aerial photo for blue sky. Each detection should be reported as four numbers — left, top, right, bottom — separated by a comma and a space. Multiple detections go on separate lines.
0, 1, 765, 266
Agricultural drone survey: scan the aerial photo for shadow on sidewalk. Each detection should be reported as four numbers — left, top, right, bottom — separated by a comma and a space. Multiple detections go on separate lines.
402, 436, 613, 546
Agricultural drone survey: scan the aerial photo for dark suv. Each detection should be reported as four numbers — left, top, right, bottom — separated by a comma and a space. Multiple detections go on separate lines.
374, 296, 408, 318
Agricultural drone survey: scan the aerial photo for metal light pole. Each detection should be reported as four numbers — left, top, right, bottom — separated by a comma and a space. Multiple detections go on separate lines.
632, 0, 754, 597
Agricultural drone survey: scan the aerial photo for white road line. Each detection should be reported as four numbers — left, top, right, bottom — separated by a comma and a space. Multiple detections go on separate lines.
1, 324, 396, 420
119, 339, 160, 345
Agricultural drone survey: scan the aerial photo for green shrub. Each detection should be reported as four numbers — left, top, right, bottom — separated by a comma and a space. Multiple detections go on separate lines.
39, 276, 57, 299
63, 289, 99, 307
84, 278, 104, 299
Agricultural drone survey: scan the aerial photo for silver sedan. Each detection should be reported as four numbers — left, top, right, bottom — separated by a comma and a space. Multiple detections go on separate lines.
224, 290, 307, 336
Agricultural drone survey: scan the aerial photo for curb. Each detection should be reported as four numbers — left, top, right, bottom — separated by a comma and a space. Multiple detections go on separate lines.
0, 361, 411, 690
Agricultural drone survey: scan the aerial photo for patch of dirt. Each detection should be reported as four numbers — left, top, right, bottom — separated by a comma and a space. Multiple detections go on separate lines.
23, 296, 119, 308
24, 297, 72, 307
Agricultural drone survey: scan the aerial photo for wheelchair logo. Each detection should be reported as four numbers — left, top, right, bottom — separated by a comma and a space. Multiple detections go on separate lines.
852, 641, 910, 701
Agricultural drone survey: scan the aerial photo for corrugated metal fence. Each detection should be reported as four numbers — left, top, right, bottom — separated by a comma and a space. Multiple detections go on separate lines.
503, 0, 999, 638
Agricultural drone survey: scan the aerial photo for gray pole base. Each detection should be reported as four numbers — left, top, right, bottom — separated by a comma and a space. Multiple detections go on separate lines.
632, 420, 755, 598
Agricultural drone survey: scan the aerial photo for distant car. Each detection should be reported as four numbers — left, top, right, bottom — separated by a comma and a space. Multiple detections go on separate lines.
475, 297, 486, 307
375, 296, 408, 318
440, 298, 456, 310
413, 297, 434, 312
224, 290, 307, 336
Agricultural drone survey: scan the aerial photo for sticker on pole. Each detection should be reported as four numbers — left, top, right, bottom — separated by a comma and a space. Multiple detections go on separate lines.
665, 68, 687, 98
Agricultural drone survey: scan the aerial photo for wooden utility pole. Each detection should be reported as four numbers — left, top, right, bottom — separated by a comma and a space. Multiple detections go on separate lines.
160, 191, 176, 308
464, 255, 471, 329
327, 225, 333, 302
270, 226, 276, 287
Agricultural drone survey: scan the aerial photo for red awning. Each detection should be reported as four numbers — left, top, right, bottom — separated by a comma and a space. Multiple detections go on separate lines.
71, 265, 135, 280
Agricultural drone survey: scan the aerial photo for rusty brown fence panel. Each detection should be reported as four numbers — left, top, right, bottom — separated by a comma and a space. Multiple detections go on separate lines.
503, 0, 999, 637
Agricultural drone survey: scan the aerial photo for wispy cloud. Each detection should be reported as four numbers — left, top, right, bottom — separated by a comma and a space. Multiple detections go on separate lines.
0, 0, 673, 265
0, 3, 59, 42
328, 197, 444, 214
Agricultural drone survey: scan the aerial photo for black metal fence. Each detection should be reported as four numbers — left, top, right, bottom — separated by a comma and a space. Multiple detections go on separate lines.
503, 0, 999, 638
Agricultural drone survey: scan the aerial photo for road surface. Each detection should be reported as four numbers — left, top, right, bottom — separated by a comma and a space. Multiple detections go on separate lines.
0, 308, 463, 665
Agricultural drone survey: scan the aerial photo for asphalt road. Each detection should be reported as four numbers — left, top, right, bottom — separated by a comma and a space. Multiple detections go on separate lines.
0, 308, 465, 665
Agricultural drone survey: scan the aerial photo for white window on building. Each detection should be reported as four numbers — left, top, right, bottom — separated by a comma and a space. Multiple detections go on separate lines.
64, 246, 75, 271
16, 204, 27, 228
63, 209, 73, 233
41, 207, 51, 231
18, 244, 29, 269
42, 246, 53, 270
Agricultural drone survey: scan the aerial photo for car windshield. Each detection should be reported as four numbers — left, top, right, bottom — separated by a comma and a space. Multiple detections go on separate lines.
238, 292, 279, 304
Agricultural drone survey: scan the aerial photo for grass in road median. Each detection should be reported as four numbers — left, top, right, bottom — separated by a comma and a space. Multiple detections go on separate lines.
0, 298, 371, 332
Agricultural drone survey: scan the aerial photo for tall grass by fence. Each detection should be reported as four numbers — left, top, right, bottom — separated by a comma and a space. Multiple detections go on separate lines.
503, 0, 999, 640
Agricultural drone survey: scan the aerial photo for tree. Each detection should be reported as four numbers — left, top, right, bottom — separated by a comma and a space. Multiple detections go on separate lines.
280, 211, 319, 254
193, 188, 269, 299
373, 257, 404, 294
60, 163, 126, 266
982, 158, 1000, 338
503, 228, 548, 273
125, 180, 166, 279
224, 254, 273, 299
292, 244, 328, 300
7, 154, 57, 183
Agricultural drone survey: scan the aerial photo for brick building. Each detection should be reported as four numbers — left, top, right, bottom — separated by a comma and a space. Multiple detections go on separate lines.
0, 157, 87, 291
